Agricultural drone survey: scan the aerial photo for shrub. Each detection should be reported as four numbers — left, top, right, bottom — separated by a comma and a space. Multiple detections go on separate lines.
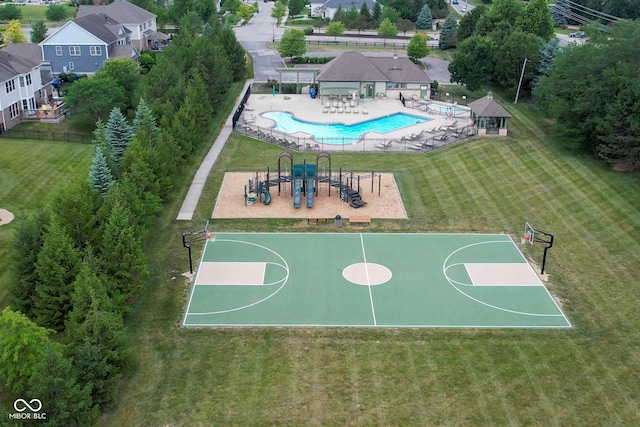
303, 27, 314, 35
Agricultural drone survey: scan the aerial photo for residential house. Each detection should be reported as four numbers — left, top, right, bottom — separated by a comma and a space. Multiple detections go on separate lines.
311, 0, 378, 20
76, 0, 161, 51
40, 13, 138, 74
317, 51, 432, 100
0, 44, 53, 131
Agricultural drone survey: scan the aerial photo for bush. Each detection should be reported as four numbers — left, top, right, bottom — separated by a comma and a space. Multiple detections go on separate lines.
225, 14, 241, 25
303, 27, 314, 35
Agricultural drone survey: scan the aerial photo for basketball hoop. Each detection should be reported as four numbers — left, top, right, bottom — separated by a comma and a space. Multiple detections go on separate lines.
521, 235, 530, 244
206, 233, 215, 242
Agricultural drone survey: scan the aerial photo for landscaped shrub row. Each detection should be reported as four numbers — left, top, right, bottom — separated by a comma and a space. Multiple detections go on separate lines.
291, 56, 335, 64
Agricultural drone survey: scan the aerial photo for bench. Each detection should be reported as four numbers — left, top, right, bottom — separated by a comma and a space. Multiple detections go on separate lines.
307, 217, 329, 225
348, 215, 371, 226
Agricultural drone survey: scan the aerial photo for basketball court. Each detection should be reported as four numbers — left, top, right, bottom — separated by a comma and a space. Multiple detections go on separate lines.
183, 233, 570, 328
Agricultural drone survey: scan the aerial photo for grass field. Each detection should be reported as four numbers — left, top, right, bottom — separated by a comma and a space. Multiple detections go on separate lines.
102, 96, 640, 424
0, 138, 92, 309
1, 91, 640, 424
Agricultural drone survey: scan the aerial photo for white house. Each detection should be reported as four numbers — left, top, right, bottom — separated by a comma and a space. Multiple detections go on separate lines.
311, 0, 378, 20
0, 44, 52, 131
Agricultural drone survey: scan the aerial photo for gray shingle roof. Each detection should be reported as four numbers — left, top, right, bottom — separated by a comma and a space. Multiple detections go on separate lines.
0, 49, 39, 83
74, 13, 130, 44
110, 44, 138, 60
77, 0, 155, 23
3, 43, 43, 64
317, 51, 432, 84
469, 95, 512, 118
319, 0, 376, 9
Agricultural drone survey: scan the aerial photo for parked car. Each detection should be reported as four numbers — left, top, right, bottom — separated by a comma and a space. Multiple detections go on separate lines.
569, 31, 586, 38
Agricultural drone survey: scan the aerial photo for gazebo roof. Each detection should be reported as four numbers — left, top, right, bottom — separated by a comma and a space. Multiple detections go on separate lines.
469, 95, 511, 118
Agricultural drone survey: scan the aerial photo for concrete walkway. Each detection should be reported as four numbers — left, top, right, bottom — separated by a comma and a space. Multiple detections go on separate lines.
176, 79, 253, 221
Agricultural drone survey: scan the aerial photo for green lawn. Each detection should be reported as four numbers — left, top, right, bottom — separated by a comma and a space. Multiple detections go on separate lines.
0, 138, 92, 308
101, 99, 640, 424
1, 4, 76, 26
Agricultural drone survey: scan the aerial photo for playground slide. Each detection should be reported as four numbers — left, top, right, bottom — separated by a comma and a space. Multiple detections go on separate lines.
293, 178, 302, 208
262, 189, 271, 205
305, 164, 316, 208
293, 164, 304, 208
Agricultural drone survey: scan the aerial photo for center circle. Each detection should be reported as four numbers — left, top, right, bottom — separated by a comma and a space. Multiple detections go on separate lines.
342, 263, 392, 286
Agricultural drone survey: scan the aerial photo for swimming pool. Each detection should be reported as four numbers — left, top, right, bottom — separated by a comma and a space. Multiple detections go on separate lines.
262, 111, 430, 144
424, 103, 467, 116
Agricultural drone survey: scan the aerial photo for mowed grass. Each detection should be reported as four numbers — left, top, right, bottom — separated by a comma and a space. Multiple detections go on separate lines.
102, 101, 640, 425
0, 138, 92, 308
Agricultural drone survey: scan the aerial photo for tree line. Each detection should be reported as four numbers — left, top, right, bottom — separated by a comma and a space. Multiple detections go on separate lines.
0, 15, 246, 425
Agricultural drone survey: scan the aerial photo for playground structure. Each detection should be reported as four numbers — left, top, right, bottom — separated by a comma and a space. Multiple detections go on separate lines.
244, 151, 384, 209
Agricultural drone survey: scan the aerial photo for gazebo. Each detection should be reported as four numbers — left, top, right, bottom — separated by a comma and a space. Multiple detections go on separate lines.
468, 92, 511, 136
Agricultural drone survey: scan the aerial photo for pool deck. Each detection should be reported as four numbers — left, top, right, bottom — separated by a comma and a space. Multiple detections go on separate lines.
240, 94, 473, 149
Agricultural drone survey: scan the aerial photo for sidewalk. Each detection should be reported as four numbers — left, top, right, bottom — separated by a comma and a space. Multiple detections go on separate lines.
176, 79, 253, 221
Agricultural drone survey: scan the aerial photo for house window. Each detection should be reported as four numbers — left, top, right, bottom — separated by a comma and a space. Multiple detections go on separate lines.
69, 46, 81, 56
10, 102, 20, 119
90, 46, 102, 56
26, 74, 31, 85
19, 76, 25, 87
22, 100, 28, 111
68, 62, 75, 71
55, 46, 62, 56
18, 75, 32, 87
5, 79, 15, 93
29, 98, 36, 110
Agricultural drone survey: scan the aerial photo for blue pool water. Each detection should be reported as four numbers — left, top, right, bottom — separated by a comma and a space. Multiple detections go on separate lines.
425, 103, 467, 115
262, 111, 430, 144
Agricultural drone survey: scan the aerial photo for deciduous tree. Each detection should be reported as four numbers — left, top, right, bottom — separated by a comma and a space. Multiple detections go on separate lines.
3, 19, 27, 43
45, 4, 68, 23
278, 27, 307, 58
407, 33, 430, 63
30, 20, 48, 43
64, 76, 127, 121
448, 35, 495, 91
377, 18, 398, 41
325, 21, 345, 41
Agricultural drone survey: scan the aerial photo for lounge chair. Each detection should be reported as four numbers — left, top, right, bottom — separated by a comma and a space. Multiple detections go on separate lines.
322, 107, 329, 113
375, 140, 393, 149
353, 107, 359, 114
337, 107, 344, 113
362, 107, 369, 114
329, 107, 336, 113
345, 106, 351, 113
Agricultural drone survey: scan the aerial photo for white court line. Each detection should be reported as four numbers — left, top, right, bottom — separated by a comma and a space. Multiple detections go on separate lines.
359, 233, 377, 326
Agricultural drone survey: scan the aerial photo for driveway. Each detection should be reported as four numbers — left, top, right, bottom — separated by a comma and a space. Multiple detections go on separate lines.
422, 57, 451, 84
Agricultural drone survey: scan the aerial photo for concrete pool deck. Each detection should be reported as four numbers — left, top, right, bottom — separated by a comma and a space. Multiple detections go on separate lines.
240, 94, 473, 149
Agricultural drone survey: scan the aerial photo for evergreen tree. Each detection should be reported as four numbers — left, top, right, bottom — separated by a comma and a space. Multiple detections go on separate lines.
531, 37, 560, 90
333, 4, 347, 23
9, 211, 48, 318
105, 107, 133, 177
359, 1, 371, 21
51, 181, 103, 251
551, 0, 568, 26
99, 201, 149, 308
132, 98, 159, 134
371, 1, 382, 21
28, 341, 98, 425
215, 25, 247, 81
416, 5, 433, 30
0, 306, 52, 395
288, 0, 305, 16
30, 20, 48, 43
89, 146, 113, 197
438, 15, 458, 50
33, 216, 81, 331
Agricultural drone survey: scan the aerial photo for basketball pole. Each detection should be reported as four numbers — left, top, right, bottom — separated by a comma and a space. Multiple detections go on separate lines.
532, 229, 554, 274
182, 222, 208, 274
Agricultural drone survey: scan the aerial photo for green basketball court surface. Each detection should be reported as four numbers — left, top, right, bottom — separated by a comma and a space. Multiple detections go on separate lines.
183, 233, 571, 328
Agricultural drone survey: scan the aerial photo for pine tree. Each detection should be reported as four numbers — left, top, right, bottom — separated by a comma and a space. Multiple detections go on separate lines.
28, 341, 98, 425
551, 0, 568, 26
133, 98, 159, 134
99, 201, 148, 309
438, 15, 459, 50
371, 1, 382, 21
359, 1, 371, 21
105, 107, 133, 177
89, 146, 113, 197
9, 211, 48, 319
33, 216, 81, 331
215, 25, 247, 82
416, 5, 433, 30
531, 37, 560, 90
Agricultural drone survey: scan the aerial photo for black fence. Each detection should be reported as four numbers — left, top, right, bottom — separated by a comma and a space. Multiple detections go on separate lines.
232, 85, 252, 129
305, 40, 439, 49
234, 123, 477, 153
0, 129, 92, 144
